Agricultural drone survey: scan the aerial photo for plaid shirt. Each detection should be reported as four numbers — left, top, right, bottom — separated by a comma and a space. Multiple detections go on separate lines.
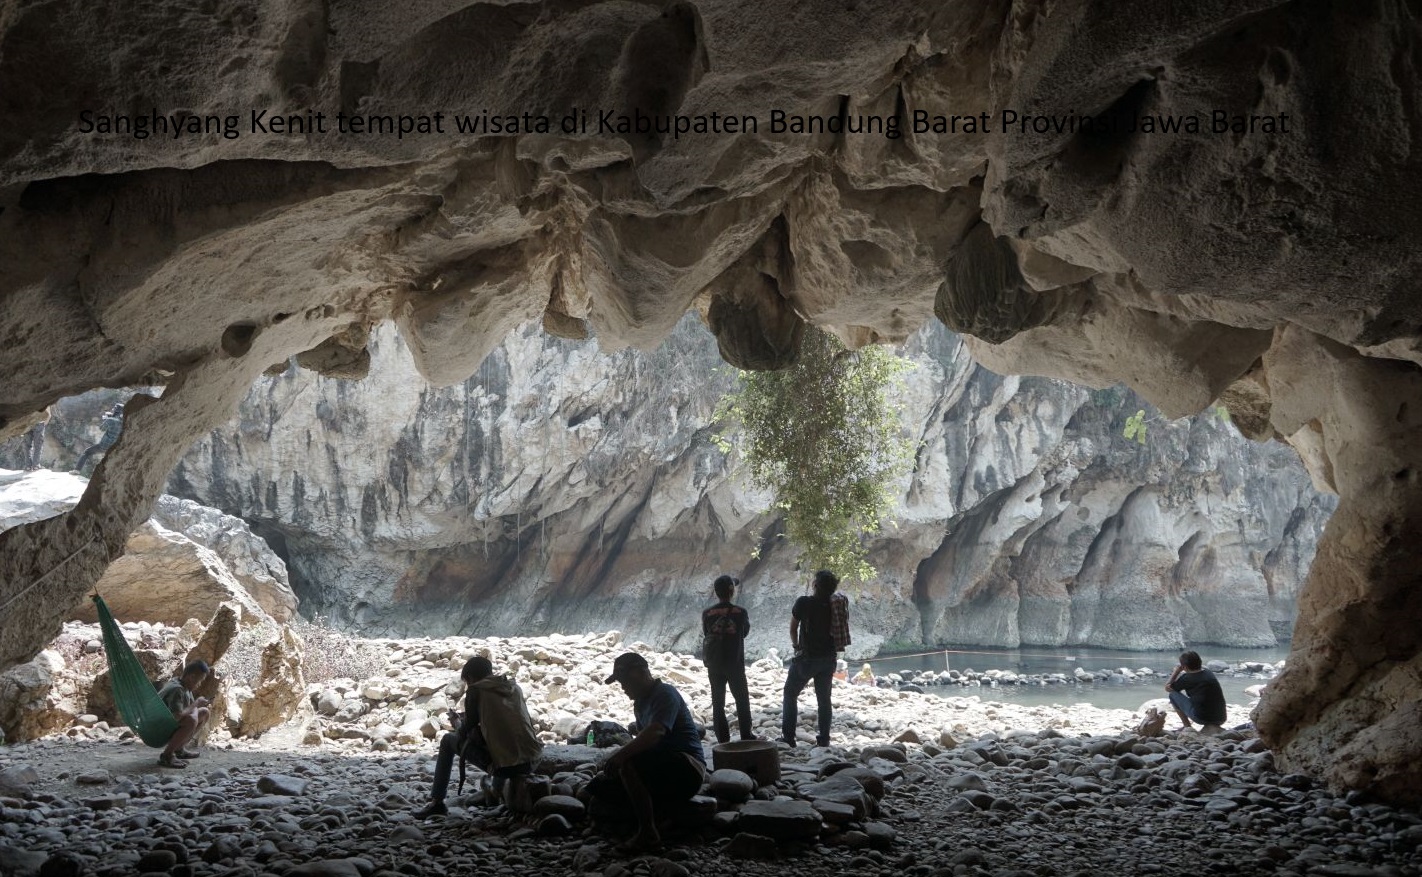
830, 592, 851, 651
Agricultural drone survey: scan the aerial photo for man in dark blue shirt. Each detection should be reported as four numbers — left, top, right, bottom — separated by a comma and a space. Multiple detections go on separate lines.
586, 652, 707, 853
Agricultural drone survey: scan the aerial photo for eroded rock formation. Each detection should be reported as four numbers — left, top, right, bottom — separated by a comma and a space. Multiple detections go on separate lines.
0, 469, 296, 626
152, 320, 1330, 659
2, 0, 1420, 800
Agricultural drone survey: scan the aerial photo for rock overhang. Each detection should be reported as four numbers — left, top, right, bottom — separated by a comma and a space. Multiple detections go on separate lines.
1, 0, 1422, 803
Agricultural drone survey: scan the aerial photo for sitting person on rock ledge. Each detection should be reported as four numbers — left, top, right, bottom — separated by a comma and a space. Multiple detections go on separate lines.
415, 656, 543, 818
1164, 650, 1227, 735
156, 660, 211, 768
582, 652, 707, 854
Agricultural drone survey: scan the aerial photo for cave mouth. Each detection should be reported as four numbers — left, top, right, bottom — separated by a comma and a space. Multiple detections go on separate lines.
3, 0, 1422, 811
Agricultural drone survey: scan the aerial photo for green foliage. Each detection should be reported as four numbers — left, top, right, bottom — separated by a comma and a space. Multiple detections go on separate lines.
714, 329, 915, 583
1122, 409, 1148, 444
1210, 404, 1231, 423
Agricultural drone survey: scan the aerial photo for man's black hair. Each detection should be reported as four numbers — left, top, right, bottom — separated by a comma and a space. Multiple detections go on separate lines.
812, 569, 839, 596
713, 575, 738, 598
1179, 650, 1203, 671
462, 656, 493, 682
183, 660, 210, 676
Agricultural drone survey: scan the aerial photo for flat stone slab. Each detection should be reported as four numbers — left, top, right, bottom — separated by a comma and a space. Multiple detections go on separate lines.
256, 774, 310, 796
735, 799, 822, 840
798, 773, 873, 819
810, 799, 857, 825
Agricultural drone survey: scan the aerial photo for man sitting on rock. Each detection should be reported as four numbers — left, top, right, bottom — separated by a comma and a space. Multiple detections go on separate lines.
416, 656, 543, 818
583, 652, 707, 853
1164, 650, 1227, 735
156, 660, 211, 768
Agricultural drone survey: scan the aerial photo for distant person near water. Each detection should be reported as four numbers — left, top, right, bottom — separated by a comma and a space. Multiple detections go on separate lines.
1164, 650, 1227, 735
852, 662, 876, 686
701, 574, 755, 744
156, 660, 212, 768
416, 656, 542, 818
22, 407, 51, 469
583, 652, 707, 853
781, 569, 848, 748
76, 402, 125, 475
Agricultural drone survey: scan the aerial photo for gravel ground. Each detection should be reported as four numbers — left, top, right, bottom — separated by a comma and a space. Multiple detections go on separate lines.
2, 632, 1418, 877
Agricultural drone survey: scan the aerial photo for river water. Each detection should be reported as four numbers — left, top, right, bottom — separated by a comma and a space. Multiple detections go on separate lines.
868, 643, 1292, 712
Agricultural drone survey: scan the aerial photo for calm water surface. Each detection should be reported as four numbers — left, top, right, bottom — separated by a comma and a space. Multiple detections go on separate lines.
868, 643, 1292, 712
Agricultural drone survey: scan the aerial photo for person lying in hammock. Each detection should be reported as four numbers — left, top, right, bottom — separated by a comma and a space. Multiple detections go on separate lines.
155, 660, 212, 768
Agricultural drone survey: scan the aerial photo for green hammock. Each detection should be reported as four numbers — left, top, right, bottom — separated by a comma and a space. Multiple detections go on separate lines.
93, 595, 179, 748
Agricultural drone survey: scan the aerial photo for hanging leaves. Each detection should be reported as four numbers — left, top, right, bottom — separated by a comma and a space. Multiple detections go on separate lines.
1123, 409, 1148, 444
714, 329, 914, 583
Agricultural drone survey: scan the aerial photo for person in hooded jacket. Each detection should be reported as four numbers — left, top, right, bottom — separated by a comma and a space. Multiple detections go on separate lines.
415, 656, 543, 818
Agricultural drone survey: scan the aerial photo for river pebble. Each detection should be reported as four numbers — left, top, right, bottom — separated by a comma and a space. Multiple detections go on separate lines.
2, 632, 1417, 876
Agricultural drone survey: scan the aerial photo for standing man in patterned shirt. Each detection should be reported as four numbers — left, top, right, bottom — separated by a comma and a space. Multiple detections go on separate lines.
701, 574, 754, 744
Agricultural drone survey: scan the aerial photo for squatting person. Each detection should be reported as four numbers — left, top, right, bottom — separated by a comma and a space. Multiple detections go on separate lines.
156, 660, 211, 768
1164, 650, 1227, 735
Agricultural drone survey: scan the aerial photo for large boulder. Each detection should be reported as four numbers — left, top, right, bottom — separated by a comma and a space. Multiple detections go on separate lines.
0, 650, 83, 741
234, 628, 309, 737
0, 469, 295, 629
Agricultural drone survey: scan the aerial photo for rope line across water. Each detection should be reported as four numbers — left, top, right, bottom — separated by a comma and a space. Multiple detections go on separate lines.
876, 646, 1078, 662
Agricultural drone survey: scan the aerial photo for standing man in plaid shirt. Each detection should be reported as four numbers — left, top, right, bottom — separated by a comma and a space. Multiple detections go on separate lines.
781, 570, 847, 748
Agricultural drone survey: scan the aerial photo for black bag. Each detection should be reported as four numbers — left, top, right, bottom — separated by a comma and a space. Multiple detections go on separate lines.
576, 719, 633, 748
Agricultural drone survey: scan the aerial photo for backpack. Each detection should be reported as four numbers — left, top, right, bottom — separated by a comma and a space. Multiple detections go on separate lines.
830, 592, 852, 651
1134, 708, 1166, 738
575, 719, 633, 748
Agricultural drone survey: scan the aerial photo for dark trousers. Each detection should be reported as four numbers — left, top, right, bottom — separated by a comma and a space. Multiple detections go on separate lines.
782, 654, 836, 745
430, 731, 528, 803
432, 732, 473, 803
1168, 690, 1219, 725
585, 750, 704, 811
76, 434, 117, 473
706, 658, 753, 743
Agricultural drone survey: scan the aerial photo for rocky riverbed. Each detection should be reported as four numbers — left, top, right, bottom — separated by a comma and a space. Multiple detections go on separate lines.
2, 630, 1420, 877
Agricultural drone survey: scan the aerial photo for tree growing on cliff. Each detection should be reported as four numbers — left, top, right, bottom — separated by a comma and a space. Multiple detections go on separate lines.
714, 329, 914, 583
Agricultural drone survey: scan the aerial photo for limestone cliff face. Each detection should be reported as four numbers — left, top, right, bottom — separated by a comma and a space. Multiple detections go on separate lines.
164, 319, 1330, 656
